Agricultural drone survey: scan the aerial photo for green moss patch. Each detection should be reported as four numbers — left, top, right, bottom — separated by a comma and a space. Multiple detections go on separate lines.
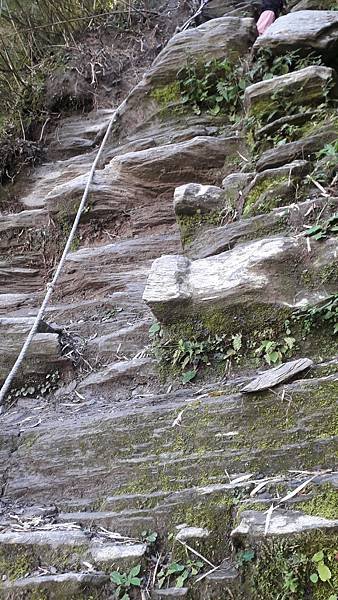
243, 176, 293, 217
177, 210, 222, 247
151, 82, 181, 109
297, 485, 338, 520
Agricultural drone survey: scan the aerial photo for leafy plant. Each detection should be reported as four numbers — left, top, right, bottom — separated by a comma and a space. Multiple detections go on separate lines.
169, 332, 243, 383
110, 564, 142, 600
141, 530, 158, 544
149, 322, 162, 338
7, 370, 60, 402
237, 549, 255, 566
157, 560, 203, 589
309, 550, 337, 599
304, 214, 338, 241
255, 336, 295, 366
178, 58, 247, 118
310, 140, 338, 184
317, 141, 338, 161
250, 48, 324, 83
293, 294, 338, 335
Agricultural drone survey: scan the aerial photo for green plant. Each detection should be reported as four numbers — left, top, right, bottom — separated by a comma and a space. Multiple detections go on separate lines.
250, 49, 324, 83
170, 332, 243, 383
255, 336, 295, 366
7, 370, 60, 402
178, 58, 247, 118
293, 294, 338, 335
317, 141, 338, 160
237, 549, 255, 566
110, 564, 142, 600
309, 550, 337, 599
304, 214, 338, 241
141, 530, 158, 544
157, 560, 203, 589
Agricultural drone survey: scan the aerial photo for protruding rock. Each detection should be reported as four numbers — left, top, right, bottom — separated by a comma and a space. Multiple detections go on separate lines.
77, 357, 155, 392
0, 317, 66, 386
90, 542, 147, 563
256, 126, 337, 171
143, 236, 336, 324
241, 358, 313, 392
244, 66, 335, 115
222, 172, 254, 204
152, 589, 189, 599
231, 509, 338, 540
175, 526, 210, 541
174, 184, 227, 216
253, 11, 338, 58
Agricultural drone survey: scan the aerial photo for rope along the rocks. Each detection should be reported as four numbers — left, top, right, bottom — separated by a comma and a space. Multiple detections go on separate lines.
0, 2, 208, 407
0, 112, 119, 406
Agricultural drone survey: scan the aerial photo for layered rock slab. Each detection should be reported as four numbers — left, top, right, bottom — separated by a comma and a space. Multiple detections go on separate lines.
143, 236, 336, 323
244, 65, 336, 115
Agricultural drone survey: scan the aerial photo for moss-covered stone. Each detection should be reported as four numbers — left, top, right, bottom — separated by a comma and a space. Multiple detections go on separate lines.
0, 543, 88, 582
297, 484, 338, 520
177, 210, 223, 247
151, 82, 181, 109
243, 176, 292, 217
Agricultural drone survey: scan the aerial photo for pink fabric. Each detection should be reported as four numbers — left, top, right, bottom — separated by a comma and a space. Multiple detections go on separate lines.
257, 10, 276, 35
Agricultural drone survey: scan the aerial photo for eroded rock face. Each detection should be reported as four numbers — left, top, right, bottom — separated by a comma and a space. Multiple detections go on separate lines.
253, 10, 338, 59
143, 236, 336, 323
184, 196, 333, 259
244, 66, 335, 115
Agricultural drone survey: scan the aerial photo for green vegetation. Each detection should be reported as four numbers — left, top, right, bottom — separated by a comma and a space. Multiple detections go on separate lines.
298, 485, 338, 520
245, 535, 338, 600
254, 335, 296, 366
292, 294, 338, 335
110, 564, 143, 599
177, 210, 223, 247
243, 175, 290, 217
0, 0, 147, 186
250, 48, 325, 83
157, 560, 203, 589
159, 49, 327, 123
150, 314, 298, 382
311, 140, 338, 184
6, 370, 60, 402
178, 57, 247, 118
304, 213, 338, 241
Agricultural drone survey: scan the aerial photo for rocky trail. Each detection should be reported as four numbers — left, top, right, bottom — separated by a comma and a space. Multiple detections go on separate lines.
0, 0, 337, 598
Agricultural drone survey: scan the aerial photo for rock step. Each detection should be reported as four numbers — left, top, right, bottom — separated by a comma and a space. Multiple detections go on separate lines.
0, 571, 109, 600
232, 509, 338, 541
0, 528, 147, 579
143, 235, 336, 325
0, 317, 70, 387
185, 196, 334, 259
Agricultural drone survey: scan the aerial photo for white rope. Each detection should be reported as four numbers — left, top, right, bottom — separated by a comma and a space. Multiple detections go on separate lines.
0, 2, 204, 406
0, 110, 120, 406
